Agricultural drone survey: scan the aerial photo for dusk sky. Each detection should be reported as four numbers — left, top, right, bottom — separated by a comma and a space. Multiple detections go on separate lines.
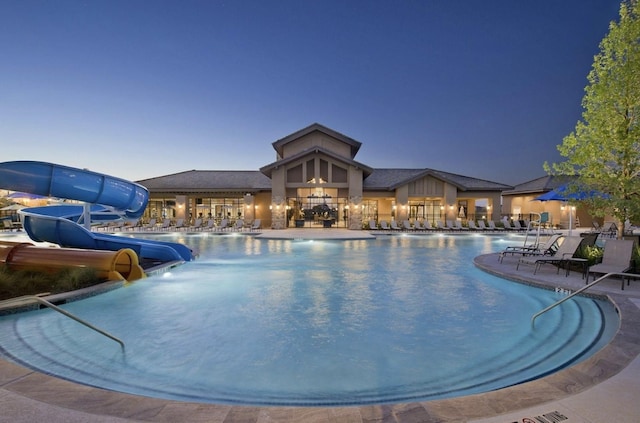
1, 0, 622, 186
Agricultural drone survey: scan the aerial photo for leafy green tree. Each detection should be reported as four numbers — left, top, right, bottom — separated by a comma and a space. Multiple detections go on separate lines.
546, 0, 640, 238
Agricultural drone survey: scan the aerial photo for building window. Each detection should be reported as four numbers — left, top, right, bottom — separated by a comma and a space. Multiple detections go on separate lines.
408, 200, 441, 224
287, 164, 303, 183
306, 159, 315, 182
320, 159, 329, 182
332, 164, 347, 183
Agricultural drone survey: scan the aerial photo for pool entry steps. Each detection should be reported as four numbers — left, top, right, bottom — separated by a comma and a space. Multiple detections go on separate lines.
0, 295, 125, 349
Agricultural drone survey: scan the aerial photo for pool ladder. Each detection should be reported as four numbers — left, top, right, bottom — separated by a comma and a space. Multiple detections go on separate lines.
0, 295, 125, 349
531, 272, 636, 327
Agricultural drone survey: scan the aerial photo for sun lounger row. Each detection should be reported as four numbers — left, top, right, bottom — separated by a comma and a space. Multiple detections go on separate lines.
499, 231, 638, 288
516, 235, 588, 276
510, 233, 638, 283
95, 218, 261, 232
368, 219, 517, 232
588, 221, 618, 238
498, 234, 563, 263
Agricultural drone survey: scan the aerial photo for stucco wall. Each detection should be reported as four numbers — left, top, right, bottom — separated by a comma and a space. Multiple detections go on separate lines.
281, 133, 351, 159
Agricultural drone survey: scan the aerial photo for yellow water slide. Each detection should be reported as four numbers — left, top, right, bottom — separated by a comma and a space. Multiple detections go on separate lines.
0, 241, 145, 282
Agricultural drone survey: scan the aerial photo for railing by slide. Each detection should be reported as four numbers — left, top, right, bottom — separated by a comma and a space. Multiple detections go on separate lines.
0, 295, 125, 349
531, 272, 637, 327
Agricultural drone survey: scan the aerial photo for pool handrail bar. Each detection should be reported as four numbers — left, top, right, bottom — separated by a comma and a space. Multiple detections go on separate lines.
522, 211, 547, 251
0, 294, 125, 349
531, 272, 637, 327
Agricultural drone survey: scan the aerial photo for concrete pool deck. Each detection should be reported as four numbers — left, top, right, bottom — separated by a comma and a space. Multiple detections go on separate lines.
1, 229, 639, 422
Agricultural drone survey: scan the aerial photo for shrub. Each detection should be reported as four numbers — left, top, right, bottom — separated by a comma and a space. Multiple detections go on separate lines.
578, 245, 604, 266
0, 265, 102, 301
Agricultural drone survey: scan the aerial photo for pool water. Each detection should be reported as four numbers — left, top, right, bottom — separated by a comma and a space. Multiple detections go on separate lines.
0, 234, 618, 406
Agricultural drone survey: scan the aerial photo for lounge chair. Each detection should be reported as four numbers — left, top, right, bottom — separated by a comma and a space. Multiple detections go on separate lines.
502, 219, 516, 231
109, 220, 128, 232
95, 221, 115, 231
390, 220, 402, 231
216, 219, 229, 231
488, 221, 505, 231
413, 220, 425, 231
517, 236, 585, 275
189, 218, 203, 231
579, 232, 599, 249
512, 220, 527, 232
446, 220, 460, 231
233, 219, 245, 231
172, 218, 186, 231
142, 218, 157, 231
477, 220, 490, 231
123, 219, 140, 231
588, 239, 636, 287
422, 220, 436, 231
436, 220, 449, 231
600, 222, 618, 238
624, 220, 638, 235
249, 219, 261, 231
402, 220, 415, 231
379, 220, 391, 230
499, 233, 563, 263
2, 219, 13, 231
455, 220, 469, 231
159, 219, 171, 230
368, 220, 379, 230
467, 220, 480, 231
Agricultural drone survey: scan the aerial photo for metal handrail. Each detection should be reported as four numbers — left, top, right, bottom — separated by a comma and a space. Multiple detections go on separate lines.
523, 212, 543, 251
531, 272, 637, 327
0, 295, 125, 349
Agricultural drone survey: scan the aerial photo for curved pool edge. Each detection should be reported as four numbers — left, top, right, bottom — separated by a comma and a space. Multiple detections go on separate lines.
1, 252, 639, 422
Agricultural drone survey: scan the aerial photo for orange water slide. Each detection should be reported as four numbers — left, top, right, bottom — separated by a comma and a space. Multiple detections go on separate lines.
0, 241, 145, 282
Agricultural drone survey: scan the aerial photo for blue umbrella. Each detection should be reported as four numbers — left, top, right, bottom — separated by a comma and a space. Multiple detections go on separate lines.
533, 184, 591, 202
533, 184, 600, 235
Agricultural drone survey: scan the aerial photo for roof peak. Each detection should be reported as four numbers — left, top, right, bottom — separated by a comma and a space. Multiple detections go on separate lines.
272, 123, 362, 159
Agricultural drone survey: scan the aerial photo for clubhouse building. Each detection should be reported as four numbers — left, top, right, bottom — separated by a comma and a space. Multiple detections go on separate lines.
136, 123, 513, 230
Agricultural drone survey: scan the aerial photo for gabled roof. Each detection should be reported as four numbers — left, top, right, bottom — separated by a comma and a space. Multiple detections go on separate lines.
363, 169, 426, 190
271, 123, 362, 159
137, 170, 272, 193
364, 168, 513, 191
260, 145, 373, 178
502, 175, 576, 196
138, 166, 510, 194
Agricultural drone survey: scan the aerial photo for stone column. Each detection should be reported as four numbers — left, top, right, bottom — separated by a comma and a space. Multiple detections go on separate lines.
270, 196, 287, 229
348, 195, 363, 230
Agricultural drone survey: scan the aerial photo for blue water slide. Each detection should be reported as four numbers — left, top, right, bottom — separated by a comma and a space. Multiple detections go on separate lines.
0, 161, 193, 262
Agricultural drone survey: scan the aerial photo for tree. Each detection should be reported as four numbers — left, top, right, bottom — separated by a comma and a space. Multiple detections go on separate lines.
546, 0, 640, 238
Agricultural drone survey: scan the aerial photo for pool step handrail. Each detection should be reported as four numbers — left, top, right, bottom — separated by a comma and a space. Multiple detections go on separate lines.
531, 272, 637, 327
523, 212, 543, 251
0, 295, 125, 349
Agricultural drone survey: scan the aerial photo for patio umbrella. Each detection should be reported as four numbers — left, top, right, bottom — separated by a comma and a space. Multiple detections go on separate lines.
533, 184, 591, 235
533, 185, 589, 202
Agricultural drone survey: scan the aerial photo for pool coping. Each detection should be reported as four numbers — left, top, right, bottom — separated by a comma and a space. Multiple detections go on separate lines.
1, 233, 640, 422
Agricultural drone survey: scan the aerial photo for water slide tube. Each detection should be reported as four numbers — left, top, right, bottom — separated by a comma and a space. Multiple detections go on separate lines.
0, 241, 145, 282
0, 161, 193, 263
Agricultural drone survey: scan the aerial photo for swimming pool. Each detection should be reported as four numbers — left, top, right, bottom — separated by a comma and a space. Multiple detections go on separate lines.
0, 234, 618, 406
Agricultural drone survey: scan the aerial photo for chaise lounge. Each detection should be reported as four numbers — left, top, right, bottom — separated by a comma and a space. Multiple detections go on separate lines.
588, 239, 636, 289
516, 236, 585, 275
499, 234, 563, 263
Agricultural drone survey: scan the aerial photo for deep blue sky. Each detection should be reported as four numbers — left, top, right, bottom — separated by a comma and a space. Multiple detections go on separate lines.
0, 0, 622, 185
